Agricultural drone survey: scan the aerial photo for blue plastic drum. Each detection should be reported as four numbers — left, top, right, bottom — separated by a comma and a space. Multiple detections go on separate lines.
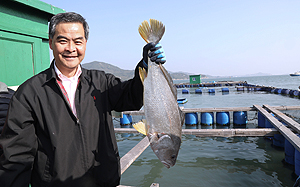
233, 111, 247, 125
201, 112, 214, 126
120, 114, 132, 126
284, 138, 295, 165
195, 89, 202, 94
182, 89, 189, 94
258, 112, 265, 128
295, 134, 300, 176
273, 133, 285, 148
222, 88, 229, 92
185, 113, 198, 126
216, 112, 230, 126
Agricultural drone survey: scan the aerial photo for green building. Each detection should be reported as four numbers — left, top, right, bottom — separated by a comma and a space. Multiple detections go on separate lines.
0, 0, 65, 86
189, 74, 201, 84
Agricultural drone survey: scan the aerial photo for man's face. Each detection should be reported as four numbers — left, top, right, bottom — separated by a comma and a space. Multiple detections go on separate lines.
49, 22, 87, 77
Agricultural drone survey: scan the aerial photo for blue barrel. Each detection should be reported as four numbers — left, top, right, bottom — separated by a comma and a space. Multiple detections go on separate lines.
274, 88, 282, 94
216, 112, 230, 126
201, 112, 214, 126
281, 89, 290, 95
185, 113, 198, 126
247, 87, 254, 91
290, 90, 299, 97
233, 111, 247, 125
258, 112, 265, 128
254, 87, 262, 91
182, 89, 189, 94
222, 88, 229, 92
236, 87, 244, 91
208, 89, 215, 93
265, 113, 275, 128
295, 145, 300, 176
195, 89, 202, 94
120, 114, 132, 126
273, 133, 285, 148
285, 138, 295, 165
270, 88, 275, 93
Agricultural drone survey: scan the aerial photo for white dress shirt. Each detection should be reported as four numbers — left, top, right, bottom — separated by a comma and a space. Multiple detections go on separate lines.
54, 63, 82, 117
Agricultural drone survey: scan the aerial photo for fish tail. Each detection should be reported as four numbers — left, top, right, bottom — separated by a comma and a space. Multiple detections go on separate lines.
138, 19, 165, 44
133, 120, 148, 135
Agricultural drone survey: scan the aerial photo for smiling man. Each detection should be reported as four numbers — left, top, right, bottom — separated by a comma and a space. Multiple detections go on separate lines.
0, 12, 166, 187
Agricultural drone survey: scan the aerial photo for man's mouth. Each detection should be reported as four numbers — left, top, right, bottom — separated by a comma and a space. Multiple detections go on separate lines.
62, 55, 77, 59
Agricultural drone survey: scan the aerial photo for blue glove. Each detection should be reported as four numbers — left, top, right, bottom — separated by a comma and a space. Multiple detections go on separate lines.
143, 42, 166, 67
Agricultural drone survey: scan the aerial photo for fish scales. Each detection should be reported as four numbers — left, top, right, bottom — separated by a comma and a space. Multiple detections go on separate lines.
144, 63, 181, 138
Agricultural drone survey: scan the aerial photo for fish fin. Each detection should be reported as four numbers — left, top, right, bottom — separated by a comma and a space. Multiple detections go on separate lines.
179, 108, 185, 127
138, 19, 165, 44
159, 64, 177, 100
138, 67, 147, 84
133, 120, 147, 135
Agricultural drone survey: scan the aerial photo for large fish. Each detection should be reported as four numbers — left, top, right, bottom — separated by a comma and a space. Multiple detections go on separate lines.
133, 19, 184, 168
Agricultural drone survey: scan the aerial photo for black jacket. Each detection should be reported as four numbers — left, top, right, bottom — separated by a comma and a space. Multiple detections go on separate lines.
0, 61, 144, 187
0, 88, 14, 132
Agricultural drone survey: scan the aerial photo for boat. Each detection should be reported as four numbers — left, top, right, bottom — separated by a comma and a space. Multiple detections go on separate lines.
177, 98, 188, 104
290, 71, 300, 76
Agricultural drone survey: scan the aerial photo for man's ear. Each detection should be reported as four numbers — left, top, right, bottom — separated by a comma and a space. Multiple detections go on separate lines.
49, 38, 53, 50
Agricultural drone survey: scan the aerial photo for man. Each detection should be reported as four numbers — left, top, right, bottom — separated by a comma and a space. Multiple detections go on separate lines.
0, 82, 14, 133
0, 12, 165, 187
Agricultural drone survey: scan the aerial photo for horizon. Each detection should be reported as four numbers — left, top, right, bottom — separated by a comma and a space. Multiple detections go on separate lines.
43, 0, 300, 77
83, 61, 288, 78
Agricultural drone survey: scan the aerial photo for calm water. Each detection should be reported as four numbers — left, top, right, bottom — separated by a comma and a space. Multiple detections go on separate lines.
115, 75, 300, 187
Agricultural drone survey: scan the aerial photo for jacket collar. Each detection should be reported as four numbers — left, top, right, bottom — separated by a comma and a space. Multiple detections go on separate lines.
46, 60, 90, 84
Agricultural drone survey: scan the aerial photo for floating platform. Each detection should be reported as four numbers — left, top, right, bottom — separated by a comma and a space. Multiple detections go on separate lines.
175, 81, 246, 88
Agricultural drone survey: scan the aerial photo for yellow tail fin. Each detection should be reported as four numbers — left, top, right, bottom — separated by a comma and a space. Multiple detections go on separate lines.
133, 120, 147, 135
138, 19, 165, 44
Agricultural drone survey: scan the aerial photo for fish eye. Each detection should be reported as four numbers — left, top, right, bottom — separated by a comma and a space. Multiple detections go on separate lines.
171, 154, 176, 159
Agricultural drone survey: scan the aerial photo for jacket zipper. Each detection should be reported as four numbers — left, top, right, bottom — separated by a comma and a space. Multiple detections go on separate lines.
55, 81, 89, 170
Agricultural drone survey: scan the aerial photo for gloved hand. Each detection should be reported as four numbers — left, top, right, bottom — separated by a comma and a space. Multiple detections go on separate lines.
143, 42, 166, 67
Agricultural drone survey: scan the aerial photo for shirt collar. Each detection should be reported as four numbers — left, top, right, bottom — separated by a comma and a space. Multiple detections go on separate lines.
54, 61, 82, 81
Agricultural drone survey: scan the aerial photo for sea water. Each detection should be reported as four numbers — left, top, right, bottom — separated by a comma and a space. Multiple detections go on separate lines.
115, 75, 300, 187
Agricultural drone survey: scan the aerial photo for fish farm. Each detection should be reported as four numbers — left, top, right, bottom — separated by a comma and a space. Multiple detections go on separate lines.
114, 80, 300, 186
175, 81, 300, 98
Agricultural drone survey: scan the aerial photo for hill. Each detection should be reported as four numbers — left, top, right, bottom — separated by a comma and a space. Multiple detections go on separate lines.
82, 61, 195, 80
82, 61, 134, 80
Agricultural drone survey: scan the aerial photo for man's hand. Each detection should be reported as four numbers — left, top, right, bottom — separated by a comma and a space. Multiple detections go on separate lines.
143, 42, 166, 67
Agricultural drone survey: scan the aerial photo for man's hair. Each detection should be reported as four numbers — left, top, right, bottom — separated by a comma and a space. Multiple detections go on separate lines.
49, 12, 89, 40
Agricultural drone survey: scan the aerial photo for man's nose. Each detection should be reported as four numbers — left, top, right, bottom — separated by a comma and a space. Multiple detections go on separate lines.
66, 42, 76, 52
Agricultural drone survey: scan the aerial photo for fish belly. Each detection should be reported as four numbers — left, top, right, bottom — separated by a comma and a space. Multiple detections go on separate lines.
144, 63, 181, 137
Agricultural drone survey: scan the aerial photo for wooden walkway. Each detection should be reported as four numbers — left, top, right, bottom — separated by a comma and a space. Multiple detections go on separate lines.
253, 105, 300, 152
123, 105, 300, 115
117, 105, 300, 186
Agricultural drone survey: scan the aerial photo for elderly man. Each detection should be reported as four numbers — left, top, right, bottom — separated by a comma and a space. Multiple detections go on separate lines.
0, 12, 165, 187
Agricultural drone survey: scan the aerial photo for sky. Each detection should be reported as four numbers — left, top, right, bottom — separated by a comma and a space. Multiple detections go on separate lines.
42, 0, 300, 76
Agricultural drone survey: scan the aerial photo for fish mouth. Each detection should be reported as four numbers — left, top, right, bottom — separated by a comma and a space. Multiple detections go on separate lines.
161, 161, 171, 169
158, 134, 171, 142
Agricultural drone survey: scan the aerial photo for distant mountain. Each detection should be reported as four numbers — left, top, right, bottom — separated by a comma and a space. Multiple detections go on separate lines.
236, 72, 272, 77
82, 61, 133, 80
82, 61, 200, 80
